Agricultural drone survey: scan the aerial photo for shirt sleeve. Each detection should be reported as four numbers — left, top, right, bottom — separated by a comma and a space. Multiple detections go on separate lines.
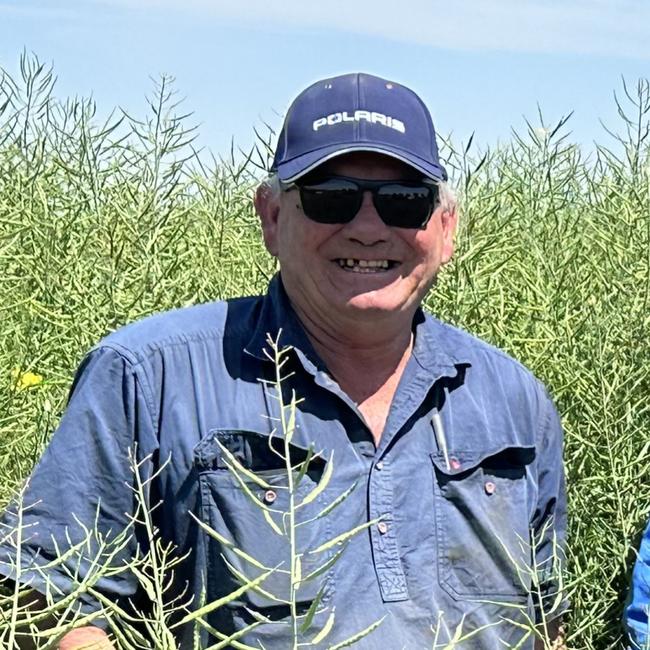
626, 520, 650, 648
0, 345, 159, 616
531, 388, 568, 622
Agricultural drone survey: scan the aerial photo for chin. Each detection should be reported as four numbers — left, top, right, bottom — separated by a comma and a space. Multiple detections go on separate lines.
342, 293, 407, 315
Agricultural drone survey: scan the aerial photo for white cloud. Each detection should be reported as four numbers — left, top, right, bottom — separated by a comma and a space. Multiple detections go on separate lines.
88, 0, 650, 59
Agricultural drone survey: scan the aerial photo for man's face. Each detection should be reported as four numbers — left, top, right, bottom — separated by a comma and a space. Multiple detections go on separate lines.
257, 152, 457, 325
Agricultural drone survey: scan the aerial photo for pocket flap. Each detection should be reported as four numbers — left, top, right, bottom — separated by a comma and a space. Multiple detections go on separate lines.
194, 428, 326, 473
430, 444, 535, 476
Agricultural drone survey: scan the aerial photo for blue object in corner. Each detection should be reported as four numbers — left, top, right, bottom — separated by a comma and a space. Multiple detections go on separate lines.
627, 519, 650, 649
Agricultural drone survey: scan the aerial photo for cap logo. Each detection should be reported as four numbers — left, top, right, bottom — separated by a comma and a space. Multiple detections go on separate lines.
313, 110, 406, 134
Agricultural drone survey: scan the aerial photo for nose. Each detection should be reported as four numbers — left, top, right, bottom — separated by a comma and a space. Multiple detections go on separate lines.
342, 191, 390, 245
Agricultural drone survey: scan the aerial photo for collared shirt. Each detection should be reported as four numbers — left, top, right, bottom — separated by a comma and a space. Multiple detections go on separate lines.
0, 275, 566, 649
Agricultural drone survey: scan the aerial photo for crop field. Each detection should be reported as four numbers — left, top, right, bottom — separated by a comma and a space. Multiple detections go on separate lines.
0, 56, 649, 648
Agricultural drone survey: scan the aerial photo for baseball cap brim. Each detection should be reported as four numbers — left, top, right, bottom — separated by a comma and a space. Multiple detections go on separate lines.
276, 143, 448, 184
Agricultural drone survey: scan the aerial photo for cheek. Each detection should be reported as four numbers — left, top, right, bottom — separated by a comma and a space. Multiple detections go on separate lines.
276, 218, 335, 266
275, 213, 304, 253
295, 221, 341, 251
406, 230, 441, 261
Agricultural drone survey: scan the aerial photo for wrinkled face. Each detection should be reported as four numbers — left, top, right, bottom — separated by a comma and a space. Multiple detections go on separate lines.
256, 152, 457, 325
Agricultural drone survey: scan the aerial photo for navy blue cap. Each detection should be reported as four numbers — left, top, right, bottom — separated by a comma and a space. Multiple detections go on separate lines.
272, 73, 447, 183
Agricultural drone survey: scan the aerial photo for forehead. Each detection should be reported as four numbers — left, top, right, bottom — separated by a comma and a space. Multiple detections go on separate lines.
315, 151, 422, 180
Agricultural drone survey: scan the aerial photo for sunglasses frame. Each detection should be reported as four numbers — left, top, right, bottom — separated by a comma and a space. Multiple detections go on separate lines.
280, 174, 440, 229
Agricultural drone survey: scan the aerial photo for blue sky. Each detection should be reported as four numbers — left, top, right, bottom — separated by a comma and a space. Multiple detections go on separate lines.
1, 0, 649, 161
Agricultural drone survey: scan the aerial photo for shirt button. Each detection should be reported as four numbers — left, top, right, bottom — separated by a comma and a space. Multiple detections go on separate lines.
375, 461, 384, 471
484, 481, 496, 495
263, 489, 277, 504
377, 521, 389, 535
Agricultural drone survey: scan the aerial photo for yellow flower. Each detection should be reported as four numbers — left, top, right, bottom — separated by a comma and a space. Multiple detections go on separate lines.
11, 367, 44, 390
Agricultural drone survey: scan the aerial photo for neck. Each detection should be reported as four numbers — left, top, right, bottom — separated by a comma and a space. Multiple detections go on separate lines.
291, 301, 415, 404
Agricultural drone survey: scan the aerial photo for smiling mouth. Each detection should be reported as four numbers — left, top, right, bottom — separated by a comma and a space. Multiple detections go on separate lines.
334, 258, 399, 273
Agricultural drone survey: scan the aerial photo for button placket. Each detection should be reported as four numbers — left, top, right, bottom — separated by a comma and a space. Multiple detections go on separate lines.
368, 458, 409, 602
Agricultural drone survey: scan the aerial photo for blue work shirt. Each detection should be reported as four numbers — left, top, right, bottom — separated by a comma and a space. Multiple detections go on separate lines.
0, 275, 566, 648
626, 521, 650, 647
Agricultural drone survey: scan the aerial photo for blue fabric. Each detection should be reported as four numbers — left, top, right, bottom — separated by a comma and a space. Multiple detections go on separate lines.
272, 72, 448, 183
0, 275, 566, 648
627, 521, 650, 648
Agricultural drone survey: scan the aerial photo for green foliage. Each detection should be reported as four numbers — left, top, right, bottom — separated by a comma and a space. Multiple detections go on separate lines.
0, 448, 276, 648
0, 53, 649, 647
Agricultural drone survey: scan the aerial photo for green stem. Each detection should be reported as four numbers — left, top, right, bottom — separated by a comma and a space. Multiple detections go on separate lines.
271, 340, 300, 650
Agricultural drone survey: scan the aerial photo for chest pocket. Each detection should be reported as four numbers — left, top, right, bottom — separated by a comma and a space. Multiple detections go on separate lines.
431, 445, 535, 602
195, 429, 334, 614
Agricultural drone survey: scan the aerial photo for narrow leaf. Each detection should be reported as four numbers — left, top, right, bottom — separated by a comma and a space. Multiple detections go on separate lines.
224, 462, 279, 513
327, 615, 386, 649
204, 621, 261, 650
173, 567, 275, 627
190, 513, 271, 570
310, 520, 376, 555
216, 441, 272, 489
300, 482, 356, 524
298, 584, 327, 633
285, 392, 298, 442
224, 558, 288, 605
293, 554, 302, 586
311, 609, 336, 644
298, 451, 334, 507
263, 508, 284, 536
302, 544, 347, 582
294, 445, 316, 488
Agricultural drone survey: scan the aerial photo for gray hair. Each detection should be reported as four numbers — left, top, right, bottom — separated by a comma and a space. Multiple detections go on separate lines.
264, 172, 283, 197
263, 171, 457, 213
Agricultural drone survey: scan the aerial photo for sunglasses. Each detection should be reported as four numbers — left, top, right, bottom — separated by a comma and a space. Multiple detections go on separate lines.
282, 174, 439, 229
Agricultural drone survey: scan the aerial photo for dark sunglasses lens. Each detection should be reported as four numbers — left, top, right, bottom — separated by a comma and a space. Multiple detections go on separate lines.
374, 184, 435, 228
299, 179, 362, 224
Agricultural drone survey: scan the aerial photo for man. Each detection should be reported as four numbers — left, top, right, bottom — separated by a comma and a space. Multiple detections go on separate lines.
0, 73, 566, 649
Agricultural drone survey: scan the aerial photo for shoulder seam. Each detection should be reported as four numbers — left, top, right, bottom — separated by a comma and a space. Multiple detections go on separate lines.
90, 343, 159, 439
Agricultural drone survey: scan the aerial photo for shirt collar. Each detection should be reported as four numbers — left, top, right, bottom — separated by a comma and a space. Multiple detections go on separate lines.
243, 274, 322, 364
410, 308, 468, 373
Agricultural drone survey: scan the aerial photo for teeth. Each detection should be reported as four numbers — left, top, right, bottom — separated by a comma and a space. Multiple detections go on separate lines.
336, 259, 392, 272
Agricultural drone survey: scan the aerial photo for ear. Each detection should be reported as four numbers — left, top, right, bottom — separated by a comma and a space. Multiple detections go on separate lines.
439, 206, 458, 265
254, 183, 281, 257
